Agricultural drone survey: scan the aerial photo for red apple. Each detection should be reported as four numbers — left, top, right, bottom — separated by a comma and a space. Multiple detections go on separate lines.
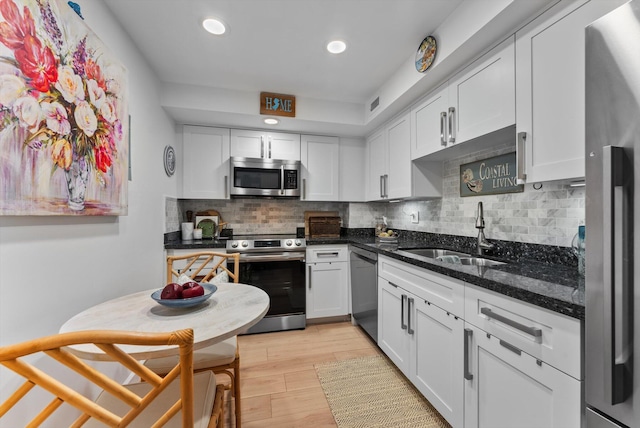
182, 284, 205, 298
182, 281, 199, 290
161, 283, 183, 299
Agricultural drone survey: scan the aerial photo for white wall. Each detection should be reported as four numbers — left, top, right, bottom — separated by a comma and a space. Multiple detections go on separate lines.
0, 1, 179, 423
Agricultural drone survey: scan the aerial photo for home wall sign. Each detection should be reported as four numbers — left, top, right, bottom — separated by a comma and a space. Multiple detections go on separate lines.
260, 92, 296, 117
0, 0, 129, 216
460, 152, 524, 197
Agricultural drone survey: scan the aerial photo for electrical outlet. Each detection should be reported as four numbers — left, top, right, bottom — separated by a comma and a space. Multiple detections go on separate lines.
410, 212, 419, 224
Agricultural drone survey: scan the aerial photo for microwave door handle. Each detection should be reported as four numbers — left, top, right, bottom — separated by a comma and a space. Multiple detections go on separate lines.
280, 165, 285, 195
602, 145, 631, 405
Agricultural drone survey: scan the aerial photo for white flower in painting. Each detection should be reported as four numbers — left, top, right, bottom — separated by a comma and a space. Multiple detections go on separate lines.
74, 101, 97, 137
0, 74, 25, 106
100, 98, 117, 123
13, 96, 41, 130
55, 66, 85, 103
87, 79, 105, 109
41, 101, 71, 135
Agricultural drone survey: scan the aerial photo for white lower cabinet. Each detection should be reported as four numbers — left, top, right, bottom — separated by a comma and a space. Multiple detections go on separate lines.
377, 256, 583, 428
378, 256, 465, 427
463, 322, 581, 428
306, 246, 349, 319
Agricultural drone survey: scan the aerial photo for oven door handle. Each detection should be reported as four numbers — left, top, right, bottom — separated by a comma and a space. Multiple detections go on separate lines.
239, 253, 306, 262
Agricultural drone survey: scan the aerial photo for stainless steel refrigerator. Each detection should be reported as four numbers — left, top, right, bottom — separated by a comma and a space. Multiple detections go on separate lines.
585, 1, 640, 426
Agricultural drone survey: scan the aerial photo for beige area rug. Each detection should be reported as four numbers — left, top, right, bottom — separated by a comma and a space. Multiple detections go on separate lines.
315, 355, 452, 428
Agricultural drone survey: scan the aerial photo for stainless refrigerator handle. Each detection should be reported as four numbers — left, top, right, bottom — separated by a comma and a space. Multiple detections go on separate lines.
464, 328, 473, 380
480, 307, 542, 338
407, 297, 414, 335
260, 135, 265, 158
448, 107, 456, 143
401, 294, 407, 330
516, 131, 527, 184
440, 112, 447, 147
602, 145, 631, 405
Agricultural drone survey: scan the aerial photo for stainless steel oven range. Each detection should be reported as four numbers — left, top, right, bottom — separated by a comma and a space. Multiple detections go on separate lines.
226, 234, 306, 334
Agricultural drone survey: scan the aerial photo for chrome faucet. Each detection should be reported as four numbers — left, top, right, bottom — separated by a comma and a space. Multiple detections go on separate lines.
475, 201, 495, 256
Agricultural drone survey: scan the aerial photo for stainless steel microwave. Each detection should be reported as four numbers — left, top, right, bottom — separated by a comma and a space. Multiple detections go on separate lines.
230, 157, 301, 198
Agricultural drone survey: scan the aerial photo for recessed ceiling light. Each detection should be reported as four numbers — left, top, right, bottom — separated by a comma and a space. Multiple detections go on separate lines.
202, 18, 226, 35
264, 118, 279, 125
327, 40, 347, 54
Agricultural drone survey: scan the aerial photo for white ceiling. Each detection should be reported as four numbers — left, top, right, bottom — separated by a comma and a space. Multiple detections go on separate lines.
103, 0, 463, 105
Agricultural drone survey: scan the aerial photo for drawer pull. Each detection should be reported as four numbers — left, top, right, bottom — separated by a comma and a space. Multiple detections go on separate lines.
500, 339, 522, 356
316, 252, 340, 257
480, 307, 542, 338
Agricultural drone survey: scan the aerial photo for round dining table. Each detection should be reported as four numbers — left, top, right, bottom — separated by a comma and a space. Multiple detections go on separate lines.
59, 282, 270, 361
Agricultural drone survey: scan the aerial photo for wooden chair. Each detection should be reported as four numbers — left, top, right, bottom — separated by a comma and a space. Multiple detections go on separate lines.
146, 251, 243, 427
0, 328, 224, 427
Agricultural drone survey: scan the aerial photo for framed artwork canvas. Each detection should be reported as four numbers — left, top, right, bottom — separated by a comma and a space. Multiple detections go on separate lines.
0, 0, 128, 215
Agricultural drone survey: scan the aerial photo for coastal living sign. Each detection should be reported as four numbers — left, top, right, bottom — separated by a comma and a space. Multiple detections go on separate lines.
460, 152, 524, 197
260, 92, 295, 117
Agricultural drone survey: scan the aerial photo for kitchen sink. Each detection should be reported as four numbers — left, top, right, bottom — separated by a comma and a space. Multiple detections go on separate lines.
459, 257, 506, 267
401, 248, 470, 259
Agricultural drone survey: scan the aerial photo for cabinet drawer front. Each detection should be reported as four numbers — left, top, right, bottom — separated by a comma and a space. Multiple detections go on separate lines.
306, 245, 348, 263
464, 284, 581, 380
378, 256, 464, 316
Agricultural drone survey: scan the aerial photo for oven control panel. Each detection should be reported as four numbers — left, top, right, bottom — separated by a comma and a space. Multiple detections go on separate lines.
227, 236, 306, 252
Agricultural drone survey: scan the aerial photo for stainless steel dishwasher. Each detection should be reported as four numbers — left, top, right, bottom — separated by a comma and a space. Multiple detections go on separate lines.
350, 246, 378, 343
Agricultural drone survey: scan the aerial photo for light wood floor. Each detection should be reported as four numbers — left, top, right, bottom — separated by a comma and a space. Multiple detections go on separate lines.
222, 321, 382, 427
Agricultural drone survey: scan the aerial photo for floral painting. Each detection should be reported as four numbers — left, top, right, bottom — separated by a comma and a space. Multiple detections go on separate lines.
0, 0, 128, 215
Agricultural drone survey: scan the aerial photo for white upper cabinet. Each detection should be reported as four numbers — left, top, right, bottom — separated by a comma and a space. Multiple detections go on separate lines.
449, 35, 515, 145
386, 112, 412, 199
411, 83, 449, 159
411, 36, 515, 161
300, 135, 339, 201
366, 127, 388, 201
182, 126, 230, 199
230, 129, 301, 160
515, 0, 626, 183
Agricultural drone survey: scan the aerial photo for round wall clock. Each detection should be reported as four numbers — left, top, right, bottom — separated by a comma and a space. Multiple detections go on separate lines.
164, 145, 176, 177
415, 35, 437, 73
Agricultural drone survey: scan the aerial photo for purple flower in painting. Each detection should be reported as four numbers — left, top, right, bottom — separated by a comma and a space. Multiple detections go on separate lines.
36, 0, 62, 52
72, 36, 86, 76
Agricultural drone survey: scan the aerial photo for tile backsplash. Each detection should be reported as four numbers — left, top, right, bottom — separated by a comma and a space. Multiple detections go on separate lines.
166, 143, 585, 247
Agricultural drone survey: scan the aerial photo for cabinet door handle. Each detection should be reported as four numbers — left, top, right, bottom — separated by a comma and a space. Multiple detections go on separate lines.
308, 265, 312, 289
302, 178, 306, 200
499, 339, 522, 356
407, 297, 415, 335
384, 174, 389, 198
260, 135, 265, 158
224, 175, 228, 199
380, 175, 384, 198
516, 131, 527, 184
464, 328, 473, 380
480, 307, 542, 338
268, 137, 272, 159
401, 294, 408, 330
440, 112, 447, 147
448, 107, 456, 143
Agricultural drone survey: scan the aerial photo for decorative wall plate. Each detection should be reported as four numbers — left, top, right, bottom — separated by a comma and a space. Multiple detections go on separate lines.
164, 145, 176, 177
415, 35, 437, 73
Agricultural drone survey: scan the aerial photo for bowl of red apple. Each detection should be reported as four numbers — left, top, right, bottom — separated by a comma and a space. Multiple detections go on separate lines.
151, 281, 216, 308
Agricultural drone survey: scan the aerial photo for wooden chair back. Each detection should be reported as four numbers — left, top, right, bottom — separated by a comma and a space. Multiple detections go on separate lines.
167, 251, 240, 284
0, 329, 196, 427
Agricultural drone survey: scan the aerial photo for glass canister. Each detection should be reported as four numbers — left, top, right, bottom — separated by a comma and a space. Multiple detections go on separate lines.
571, 224, 586, 277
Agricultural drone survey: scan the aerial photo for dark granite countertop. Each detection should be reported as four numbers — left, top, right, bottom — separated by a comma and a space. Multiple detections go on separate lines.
164, 238, 227, 250
307, 235, 585, 320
